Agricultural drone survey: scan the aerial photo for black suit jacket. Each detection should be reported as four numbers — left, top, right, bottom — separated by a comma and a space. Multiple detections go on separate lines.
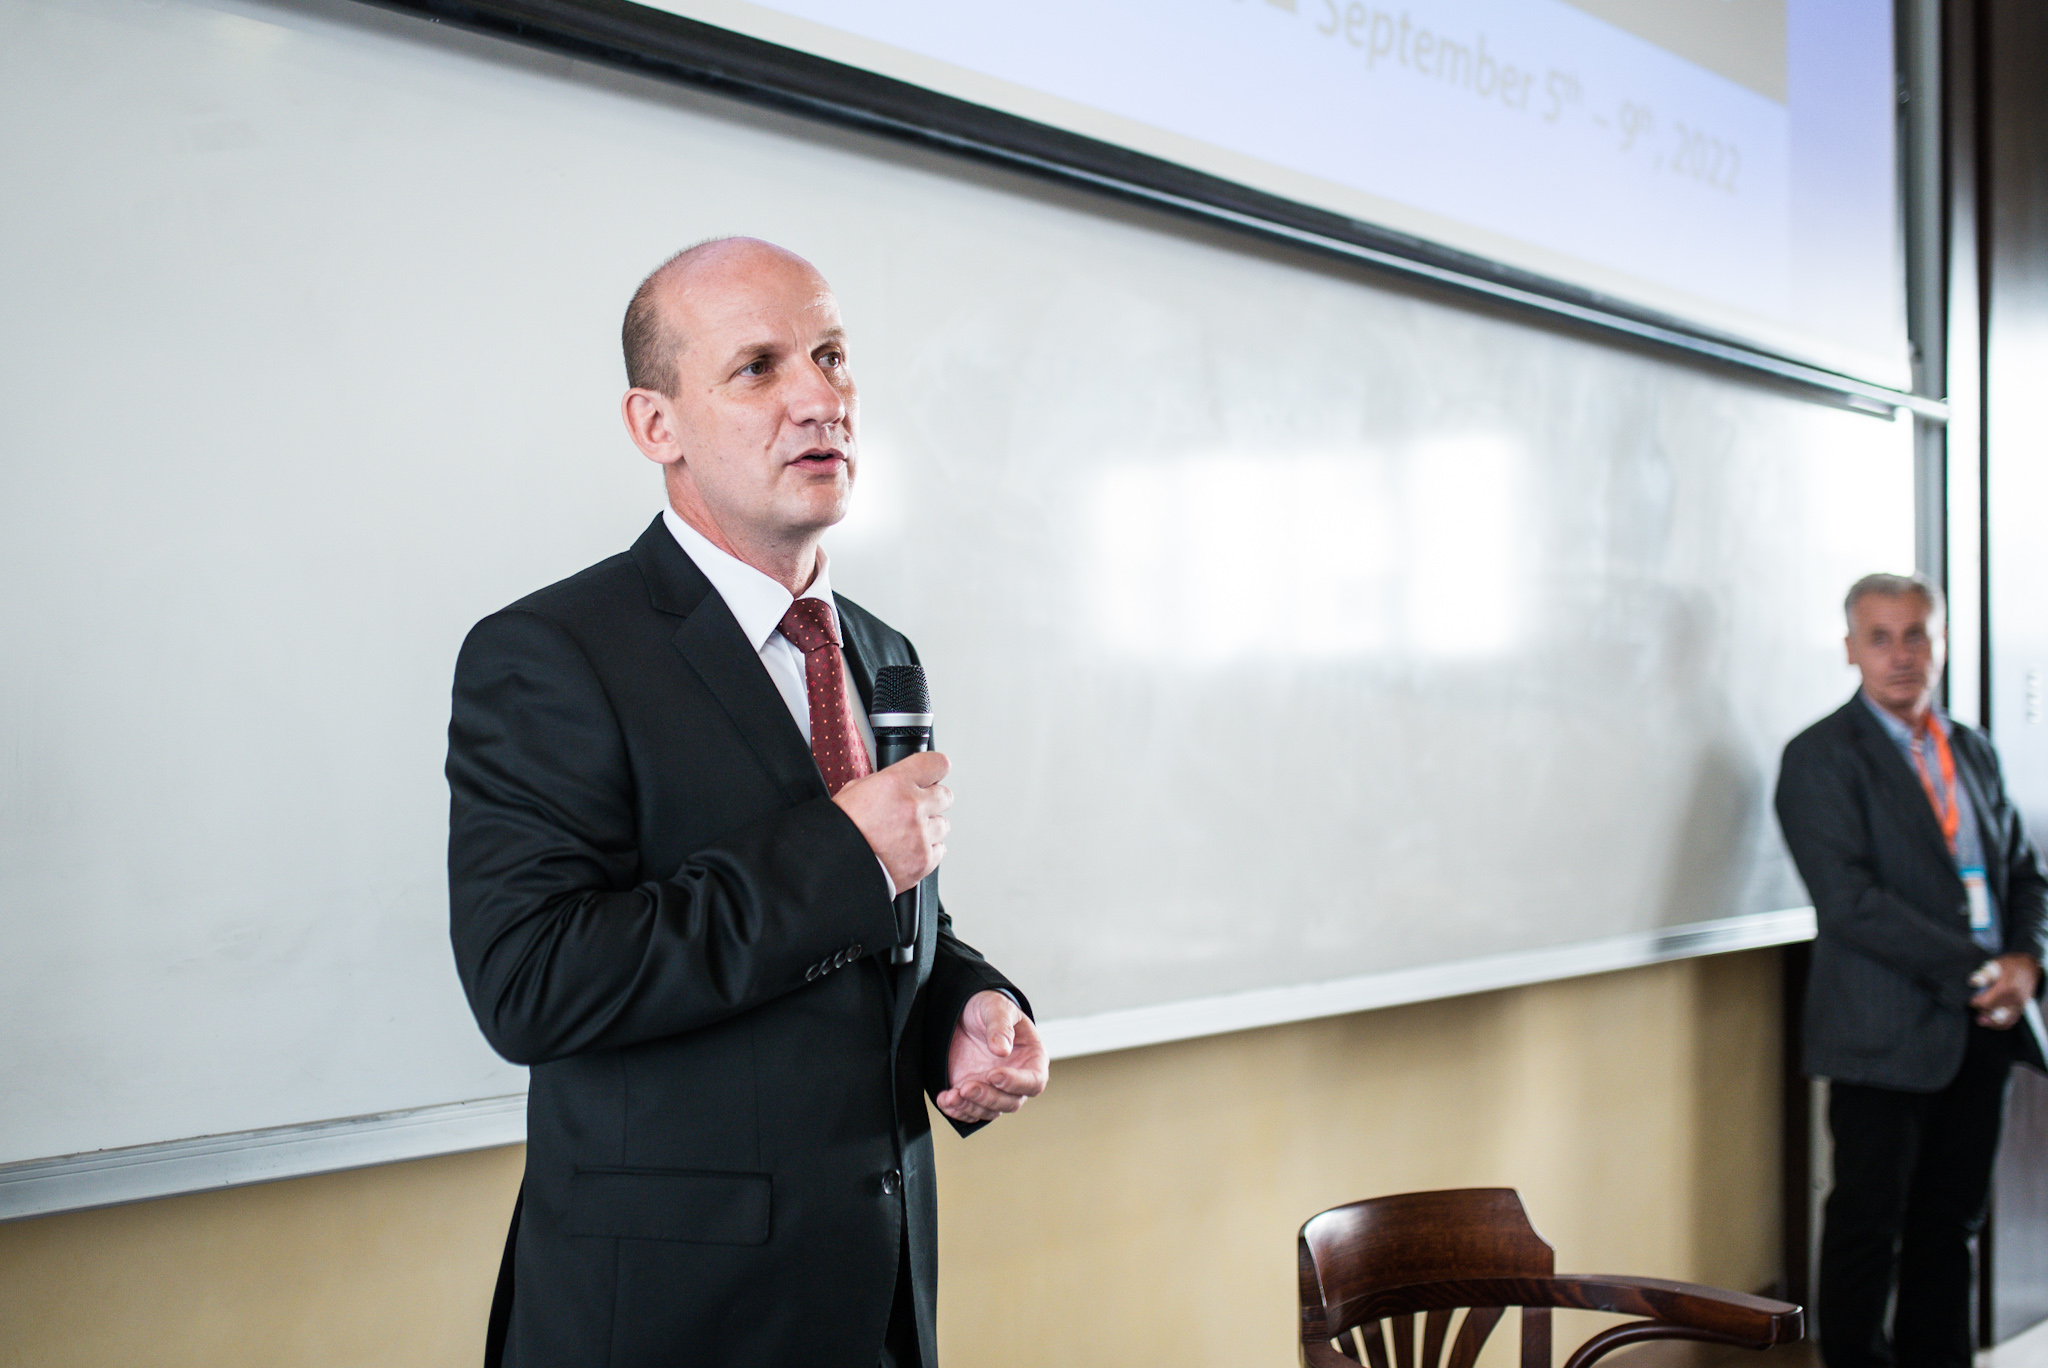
1775, 692, 2048, 1091
448, 517, 1023, 1367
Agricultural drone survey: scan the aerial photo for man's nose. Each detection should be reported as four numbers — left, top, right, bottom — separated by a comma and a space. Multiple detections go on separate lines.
786, 363, 848, 426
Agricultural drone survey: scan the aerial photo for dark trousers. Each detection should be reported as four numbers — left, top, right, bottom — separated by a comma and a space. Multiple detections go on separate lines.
1819, 1026, 2015, 1368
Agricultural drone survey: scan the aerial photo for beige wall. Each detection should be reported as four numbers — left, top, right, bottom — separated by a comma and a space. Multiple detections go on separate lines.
936, 948, 1784, 1367
0, 950, 1782, 1368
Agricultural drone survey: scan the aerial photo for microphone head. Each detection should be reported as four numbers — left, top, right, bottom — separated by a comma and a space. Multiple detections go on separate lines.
871, 664, 930, 716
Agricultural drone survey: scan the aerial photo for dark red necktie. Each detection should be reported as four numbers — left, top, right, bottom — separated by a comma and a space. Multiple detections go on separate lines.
777, 597, 873, 795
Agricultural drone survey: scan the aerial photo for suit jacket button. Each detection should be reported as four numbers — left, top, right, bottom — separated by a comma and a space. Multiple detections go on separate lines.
881, 1168, 902, 1196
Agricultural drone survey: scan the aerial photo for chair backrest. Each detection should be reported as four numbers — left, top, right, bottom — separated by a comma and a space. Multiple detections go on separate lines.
1299, 1188, 1555, 1368
1297, 1188, 1803, 1368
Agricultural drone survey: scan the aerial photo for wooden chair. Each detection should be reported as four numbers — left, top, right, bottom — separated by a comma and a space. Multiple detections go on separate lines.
1298, 1189, 1803, 1368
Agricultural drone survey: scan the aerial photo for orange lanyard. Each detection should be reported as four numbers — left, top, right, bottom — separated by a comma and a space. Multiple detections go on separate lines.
1908, 715, 1961, 855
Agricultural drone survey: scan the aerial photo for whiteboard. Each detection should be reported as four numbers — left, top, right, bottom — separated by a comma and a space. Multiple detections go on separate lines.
0, 0, 1912, 1167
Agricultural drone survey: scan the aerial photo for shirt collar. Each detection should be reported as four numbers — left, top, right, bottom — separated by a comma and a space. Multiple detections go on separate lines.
1860, 688, 1947, 743
661, 507, 835, 651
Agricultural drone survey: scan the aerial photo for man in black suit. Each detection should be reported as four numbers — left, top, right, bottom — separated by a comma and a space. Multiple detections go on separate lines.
447, 237, 1048, 1367
1776, 572, 2048, 1368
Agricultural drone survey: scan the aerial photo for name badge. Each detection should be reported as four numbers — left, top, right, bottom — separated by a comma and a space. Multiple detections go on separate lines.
1963, 866, 1992, 931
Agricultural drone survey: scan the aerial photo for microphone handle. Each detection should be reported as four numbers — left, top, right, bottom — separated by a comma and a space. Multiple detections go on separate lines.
872, 725, 933, 964
873, 728, 931, 770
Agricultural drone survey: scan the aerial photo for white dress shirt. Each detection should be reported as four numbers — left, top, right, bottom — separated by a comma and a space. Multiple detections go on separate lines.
662, 509, 892, 895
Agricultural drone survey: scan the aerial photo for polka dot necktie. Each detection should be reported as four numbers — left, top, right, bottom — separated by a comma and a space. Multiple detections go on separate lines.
777, 597, 873, 795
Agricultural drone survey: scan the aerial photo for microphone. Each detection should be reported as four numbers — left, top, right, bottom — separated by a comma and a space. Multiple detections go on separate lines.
870, 665, 932, 965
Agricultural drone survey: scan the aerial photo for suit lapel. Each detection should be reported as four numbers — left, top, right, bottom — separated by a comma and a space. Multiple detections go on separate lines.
630, 519, 822, 800
883, 881, 940, 1049
1844, 697, 1961, 871
903, 875, 940, 1039
836, 595, 938, 1043
836, 598, 878, 717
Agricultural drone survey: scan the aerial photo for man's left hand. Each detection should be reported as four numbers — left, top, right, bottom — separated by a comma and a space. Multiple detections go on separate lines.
936, 990, 1048, 1124
1971, 953, 2041, 1029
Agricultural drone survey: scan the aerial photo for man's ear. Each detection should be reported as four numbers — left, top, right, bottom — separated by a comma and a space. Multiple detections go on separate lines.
622, 388, 683, 468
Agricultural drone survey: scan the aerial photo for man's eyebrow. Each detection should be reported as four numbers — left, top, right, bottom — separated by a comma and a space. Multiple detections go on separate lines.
719, 328, 847, 367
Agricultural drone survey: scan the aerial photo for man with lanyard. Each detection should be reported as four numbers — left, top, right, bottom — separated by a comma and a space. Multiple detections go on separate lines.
1777, 572, 2048, 1368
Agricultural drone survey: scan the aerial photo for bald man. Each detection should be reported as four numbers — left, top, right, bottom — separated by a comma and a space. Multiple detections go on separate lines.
448, 239, 1047, 1368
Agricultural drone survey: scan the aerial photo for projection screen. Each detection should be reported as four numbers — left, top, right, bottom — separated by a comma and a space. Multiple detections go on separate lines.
638, 0, 1908, 387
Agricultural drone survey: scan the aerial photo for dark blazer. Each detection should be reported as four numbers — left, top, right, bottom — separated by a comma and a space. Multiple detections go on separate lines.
1776, 692, 2048, 1091
448, 517, 1022, 1368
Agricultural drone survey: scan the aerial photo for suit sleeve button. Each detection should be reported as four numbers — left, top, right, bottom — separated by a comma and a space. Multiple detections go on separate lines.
849, 943, 863, 958
803, 964, 820, 982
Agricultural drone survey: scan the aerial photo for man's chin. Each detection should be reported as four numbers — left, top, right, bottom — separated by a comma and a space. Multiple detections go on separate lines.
1873, 685, 1932, 715
780, 493, 851, 536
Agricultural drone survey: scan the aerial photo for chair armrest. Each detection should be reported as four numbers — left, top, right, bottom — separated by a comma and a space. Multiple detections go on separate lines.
1548, 1274, 1802, 1368
1549, 1274, 1800, 1339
